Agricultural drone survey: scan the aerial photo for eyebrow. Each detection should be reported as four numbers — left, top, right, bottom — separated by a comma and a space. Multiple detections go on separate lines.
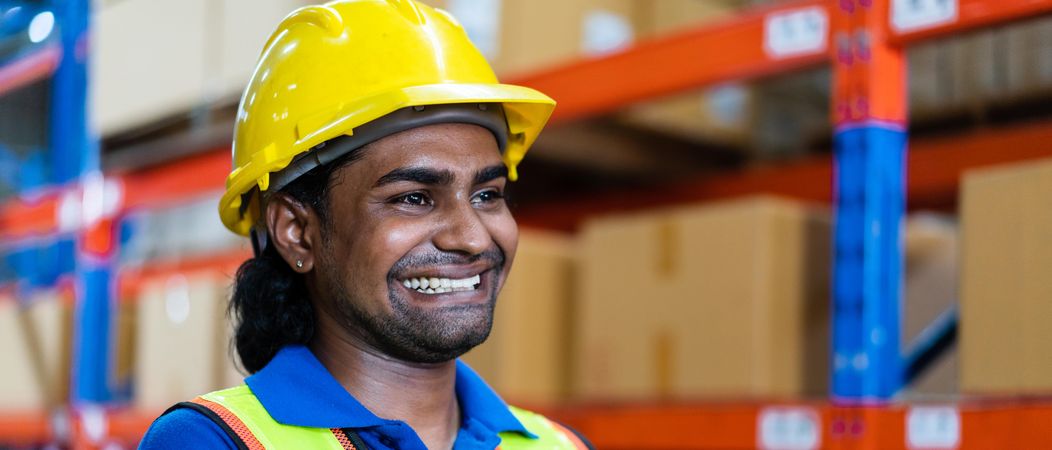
474, 164, 508, 185
373, 164, 508, 188
374, 167, 455, 188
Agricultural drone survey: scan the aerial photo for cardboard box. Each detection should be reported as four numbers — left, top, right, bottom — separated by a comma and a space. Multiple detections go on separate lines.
0, 291, 71, 411
461, 230, 576, 404
217, 0, 315, 98
902, 214, 959, 397
427, 0, 639, 76
134, 273, 242, 410
1002, 17, 1052, 98
92, 0, 210, 135
92, 0, 316, 134
960, 159, 1052, 395
635, 0, 744, 38
574, 196, 830, 400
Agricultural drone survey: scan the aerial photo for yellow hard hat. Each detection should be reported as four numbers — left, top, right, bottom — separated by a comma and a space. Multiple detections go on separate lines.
219, 0, 556, 235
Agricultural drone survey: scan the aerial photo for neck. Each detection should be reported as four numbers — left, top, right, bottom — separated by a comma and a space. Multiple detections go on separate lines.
310, 318, 461, 450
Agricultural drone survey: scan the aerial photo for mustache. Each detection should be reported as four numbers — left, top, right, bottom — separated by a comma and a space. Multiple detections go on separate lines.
389, 247, 506, 276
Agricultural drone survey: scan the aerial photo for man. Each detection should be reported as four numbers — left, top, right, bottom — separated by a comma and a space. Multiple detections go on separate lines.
140, 1, 590, 449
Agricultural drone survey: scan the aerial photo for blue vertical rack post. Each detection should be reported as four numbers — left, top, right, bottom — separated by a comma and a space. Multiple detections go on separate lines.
52, 0, 113, 411
830, 0, 907, 404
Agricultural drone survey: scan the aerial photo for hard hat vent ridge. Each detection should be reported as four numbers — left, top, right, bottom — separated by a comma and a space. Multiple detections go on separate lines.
387, 0, 427, 25
263, 5, 344, 54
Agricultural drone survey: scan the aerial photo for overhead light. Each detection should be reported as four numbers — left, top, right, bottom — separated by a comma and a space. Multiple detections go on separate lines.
28, 11, 54, 43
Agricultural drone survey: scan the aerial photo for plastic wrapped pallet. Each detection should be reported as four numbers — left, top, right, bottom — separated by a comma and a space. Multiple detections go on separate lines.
902, 214, 959, 397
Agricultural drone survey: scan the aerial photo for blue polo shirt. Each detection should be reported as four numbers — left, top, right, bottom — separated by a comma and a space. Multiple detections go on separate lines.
139, 345, 537, 449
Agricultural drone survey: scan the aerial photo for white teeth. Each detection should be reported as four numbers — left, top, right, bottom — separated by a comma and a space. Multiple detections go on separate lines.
402, 274, 483, 294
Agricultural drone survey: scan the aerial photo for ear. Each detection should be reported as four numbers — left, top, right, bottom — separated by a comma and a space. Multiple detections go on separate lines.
265, 193, 319, 273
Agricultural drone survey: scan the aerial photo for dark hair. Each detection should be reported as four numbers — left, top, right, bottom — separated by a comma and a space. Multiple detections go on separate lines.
229, 149, 363, 374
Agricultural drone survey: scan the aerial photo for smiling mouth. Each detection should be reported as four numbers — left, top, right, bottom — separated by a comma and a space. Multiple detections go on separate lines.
399, 274, 482, 295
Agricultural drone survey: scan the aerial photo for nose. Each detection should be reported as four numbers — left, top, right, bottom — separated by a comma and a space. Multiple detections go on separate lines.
432, 200, 491, 256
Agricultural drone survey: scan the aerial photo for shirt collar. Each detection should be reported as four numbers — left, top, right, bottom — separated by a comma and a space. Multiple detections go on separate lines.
244, 345, 535, 438
454, 359, 535, 438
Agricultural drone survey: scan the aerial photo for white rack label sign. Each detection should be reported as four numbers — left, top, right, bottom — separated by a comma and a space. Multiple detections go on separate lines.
906, 406, 961, 449
891, 0, 958, 33
581, 9, 634, 56
763, 6, 828, 59
758, 407, 821, 450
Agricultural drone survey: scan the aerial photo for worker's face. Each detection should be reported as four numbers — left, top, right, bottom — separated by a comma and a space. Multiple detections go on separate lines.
314, 123, 517, 363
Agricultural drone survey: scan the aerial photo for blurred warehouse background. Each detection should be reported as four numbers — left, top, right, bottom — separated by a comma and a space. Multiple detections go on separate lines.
2, 0, 1052, 448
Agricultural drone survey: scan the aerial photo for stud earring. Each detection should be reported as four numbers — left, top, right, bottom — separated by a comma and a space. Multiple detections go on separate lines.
295, 260, 303, 268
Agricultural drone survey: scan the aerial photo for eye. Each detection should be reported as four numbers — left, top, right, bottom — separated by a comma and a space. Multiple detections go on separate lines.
393, 192, 432, 206
471, 189, 504, 206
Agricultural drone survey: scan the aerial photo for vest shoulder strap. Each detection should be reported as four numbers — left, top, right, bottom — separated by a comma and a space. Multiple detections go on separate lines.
169, 387, 592, 450
499, 406, 595, 450
165, 385, 361, 450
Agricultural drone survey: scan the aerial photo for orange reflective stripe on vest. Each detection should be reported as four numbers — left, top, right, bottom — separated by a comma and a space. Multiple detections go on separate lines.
190, 397, 268, 450
549, 420, 590, 450
329, 428, 360, 450
189, 396, 357, 450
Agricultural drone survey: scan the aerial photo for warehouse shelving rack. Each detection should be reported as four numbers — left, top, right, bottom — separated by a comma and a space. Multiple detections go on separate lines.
2, 0, 1052, 448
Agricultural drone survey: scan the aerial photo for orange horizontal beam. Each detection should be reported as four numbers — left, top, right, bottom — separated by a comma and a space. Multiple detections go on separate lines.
0, 193, 60, 239
506, 0, 831, 123
0, 413, 51, 445
889, 0, 1052, 45
0, 149, 232, 238
549, 402, 815, 449
120, 149, 231, 211
116, 248, 251, 300
544, 400, 1052, 449
23, 401, 1052, 448
107, 409, 157, 444
516, 120, 1052, 231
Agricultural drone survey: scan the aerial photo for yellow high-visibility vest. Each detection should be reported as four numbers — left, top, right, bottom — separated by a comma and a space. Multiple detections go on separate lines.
173, 385, 590, 450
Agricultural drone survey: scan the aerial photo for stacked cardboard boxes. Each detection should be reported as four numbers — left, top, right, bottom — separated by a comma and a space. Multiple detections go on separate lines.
909, 17, 1052, 120
960, 158, 1052, 395
423, 0, 639, 76
462, 230, 577, 404
92, 0, 313, 135
574, 196, 830, 400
